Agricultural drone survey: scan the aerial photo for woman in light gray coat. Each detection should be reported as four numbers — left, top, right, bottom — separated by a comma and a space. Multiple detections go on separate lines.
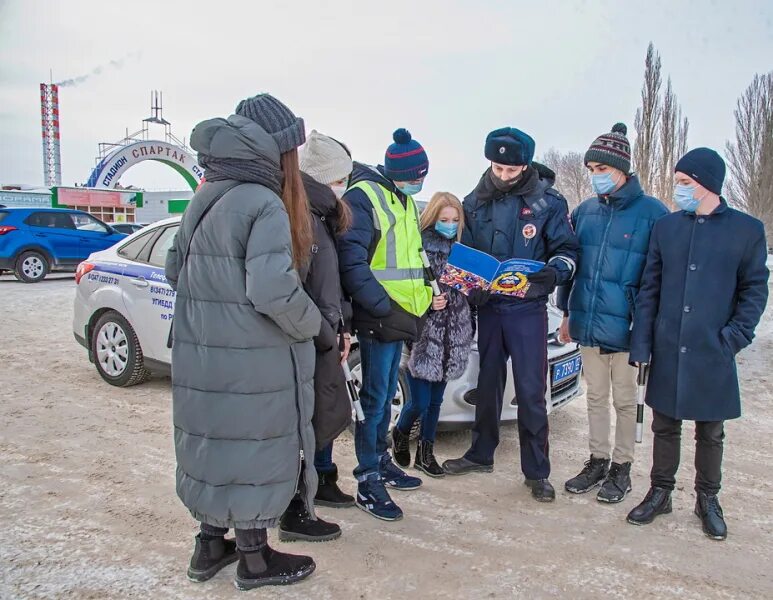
165, 94, 323, 590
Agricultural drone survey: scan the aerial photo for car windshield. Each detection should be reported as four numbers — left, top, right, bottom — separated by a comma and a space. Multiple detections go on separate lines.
71, 213, 108, 232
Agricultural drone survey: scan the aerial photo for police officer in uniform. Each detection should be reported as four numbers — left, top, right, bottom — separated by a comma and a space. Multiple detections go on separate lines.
443, 127, 579, 502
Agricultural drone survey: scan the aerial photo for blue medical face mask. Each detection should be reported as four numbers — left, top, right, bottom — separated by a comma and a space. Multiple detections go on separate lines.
674, 184, 701, 212
591, 172, 618, 195
434, 221, 458, 239
396, 181, 423, 196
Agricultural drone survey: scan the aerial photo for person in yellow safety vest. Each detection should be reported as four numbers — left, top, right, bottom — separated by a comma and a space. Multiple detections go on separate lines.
338, 128, 440, 521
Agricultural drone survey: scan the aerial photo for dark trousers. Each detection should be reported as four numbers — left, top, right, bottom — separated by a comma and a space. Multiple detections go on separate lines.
651, 410, 724, 495
464, 300, 550, 479
200, 523, 267, 551
314, 442, 334, 474
398, 373, 447, 442
353, 335, 403, 478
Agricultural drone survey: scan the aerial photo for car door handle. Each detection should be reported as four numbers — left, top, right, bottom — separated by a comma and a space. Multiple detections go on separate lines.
130, 277, 149, 288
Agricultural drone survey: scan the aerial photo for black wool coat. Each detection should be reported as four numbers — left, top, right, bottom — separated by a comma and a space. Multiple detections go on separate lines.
630, 200, 769, 421
301, 173, 352, 449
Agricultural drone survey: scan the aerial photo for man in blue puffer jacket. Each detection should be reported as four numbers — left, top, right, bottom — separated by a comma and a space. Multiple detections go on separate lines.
556, 123, 668, 504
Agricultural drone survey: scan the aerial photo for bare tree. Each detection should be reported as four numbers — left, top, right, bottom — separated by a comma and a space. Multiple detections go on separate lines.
632, 43, 662, 195
726, 72, 773, 234
655, 78, 690, 209
540, 149, 593, 209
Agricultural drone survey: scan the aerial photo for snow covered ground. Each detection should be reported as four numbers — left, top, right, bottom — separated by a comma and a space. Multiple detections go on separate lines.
1, 274, 772, 599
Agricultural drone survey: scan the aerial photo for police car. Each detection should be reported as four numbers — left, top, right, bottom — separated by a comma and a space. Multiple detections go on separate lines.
73, 218, 582, 428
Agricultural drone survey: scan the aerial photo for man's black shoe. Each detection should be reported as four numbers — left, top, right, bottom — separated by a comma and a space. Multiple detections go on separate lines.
442, 456, 494, 476
525, 478, 556, 502
314, 465, 355, 508
391, 427, 411, 467
695, 492, 727, 541
415, 440, 445, 477
565, 455, 610, 494
187, 534, 238, 582
278, 495, 341, 542
597, 462, 632, 504
627, 486, 672, 525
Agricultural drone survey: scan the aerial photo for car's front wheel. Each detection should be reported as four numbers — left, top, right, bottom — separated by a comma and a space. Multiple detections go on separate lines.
14, 250, 49, 283
91, 311, 150, 387
347, 346, 420, 439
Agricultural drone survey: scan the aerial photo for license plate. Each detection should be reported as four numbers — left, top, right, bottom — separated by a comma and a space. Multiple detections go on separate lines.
553, 355, 582, 384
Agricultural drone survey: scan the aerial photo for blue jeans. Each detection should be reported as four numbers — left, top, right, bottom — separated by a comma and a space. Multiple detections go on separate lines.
354, 335, 403, 479
314, 442, 334, 474
399, 373, 447, 442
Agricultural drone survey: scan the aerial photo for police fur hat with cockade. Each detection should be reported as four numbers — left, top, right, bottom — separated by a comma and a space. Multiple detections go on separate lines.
484, 127, 536, 166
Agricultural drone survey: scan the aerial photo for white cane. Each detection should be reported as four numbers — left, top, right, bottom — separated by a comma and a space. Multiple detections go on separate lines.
343, 361, 365, 423
419, 248, 442, 297
635, 363, 650, 443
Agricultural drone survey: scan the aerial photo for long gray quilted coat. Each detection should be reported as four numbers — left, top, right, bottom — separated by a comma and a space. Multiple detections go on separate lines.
165, 115, 321, 530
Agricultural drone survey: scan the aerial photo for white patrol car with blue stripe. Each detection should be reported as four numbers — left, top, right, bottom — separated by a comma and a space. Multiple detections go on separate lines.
73, 217, 180, 386
72, 217, 583, 432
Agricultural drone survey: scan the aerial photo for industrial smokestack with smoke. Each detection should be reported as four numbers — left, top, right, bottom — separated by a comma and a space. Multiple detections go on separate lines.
55, 51, 142, 87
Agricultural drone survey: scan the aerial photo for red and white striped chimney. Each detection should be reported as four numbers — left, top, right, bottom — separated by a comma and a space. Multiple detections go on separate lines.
40, 83, 62, 187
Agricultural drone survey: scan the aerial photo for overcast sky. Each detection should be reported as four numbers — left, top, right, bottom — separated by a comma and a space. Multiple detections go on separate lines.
1, 0, 772, 198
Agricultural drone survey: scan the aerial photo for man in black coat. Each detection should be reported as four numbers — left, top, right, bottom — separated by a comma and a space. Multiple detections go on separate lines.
442, 127, 579, 503
627, 148, 769, 540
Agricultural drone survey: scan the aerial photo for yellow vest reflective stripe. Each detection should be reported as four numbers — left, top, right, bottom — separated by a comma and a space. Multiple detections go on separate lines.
352, 180, 432, 317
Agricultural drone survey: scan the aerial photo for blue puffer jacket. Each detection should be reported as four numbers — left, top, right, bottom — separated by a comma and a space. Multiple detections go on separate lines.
556, 175, 668, 352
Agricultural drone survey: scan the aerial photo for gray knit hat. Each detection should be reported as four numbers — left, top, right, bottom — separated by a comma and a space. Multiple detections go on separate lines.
235, 93, 305, 154
584, 123, 631, 174
299, 130, 353, 185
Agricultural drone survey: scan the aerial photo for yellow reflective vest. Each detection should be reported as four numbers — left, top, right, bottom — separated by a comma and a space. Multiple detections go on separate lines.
350, 180, 432, 317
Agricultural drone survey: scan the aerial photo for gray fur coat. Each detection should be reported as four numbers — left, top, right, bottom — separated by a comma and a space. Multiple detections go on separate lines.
408, 229, 473, 382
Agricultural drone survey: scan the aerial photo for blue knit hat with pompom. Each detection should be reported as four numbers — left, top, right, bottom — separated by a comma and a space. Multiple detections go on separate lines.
384, 128, 429, 182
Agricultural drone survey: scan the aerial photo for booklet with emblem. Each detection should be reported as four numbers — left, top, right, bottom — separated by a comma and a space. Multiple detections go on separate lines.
439, 243, 545, 298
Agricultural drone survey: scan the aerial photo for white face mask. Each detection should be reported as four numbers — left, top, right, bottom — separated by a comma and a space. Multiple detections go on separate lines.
330, 184, 347, 199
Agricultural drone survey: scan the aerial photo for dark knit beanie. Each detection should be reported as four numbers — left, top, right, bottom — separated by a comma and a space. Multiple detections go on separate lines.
235, 93, 305, 154
485, 127, 535, 166
674, 147, 726, 195
384, 129, 429, 182
584, 123, 631, 174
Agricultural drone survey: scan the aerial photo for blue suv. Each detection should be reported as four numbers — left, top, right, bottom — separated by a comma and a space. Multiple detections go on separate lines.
0, 208, 127, 283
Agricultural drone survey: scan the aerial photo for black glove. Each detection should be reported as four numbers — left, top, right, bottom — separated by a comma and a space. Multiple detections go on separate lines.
525, 266, 558, 299
467, 288, 492, 307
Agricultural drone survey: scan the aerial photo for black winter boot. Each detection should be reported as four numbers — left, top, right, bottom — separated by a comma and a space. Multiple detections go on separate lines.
414, 440, 444, 478
597, 462, 632, 504
627, 486, 672, 525
392, 427, 411, 467
187, 534, 238, 582
695, 492, 727, 540
525, 478, 556, 502
565, 455, 610, 494
279, 494, 341, 543
314, 465, 355, 508
234, 546, 315, 590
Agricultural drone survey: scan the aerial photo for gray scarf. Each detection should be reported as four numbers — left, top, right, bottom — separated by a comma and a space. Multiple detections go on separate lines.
199, 154, 283, 196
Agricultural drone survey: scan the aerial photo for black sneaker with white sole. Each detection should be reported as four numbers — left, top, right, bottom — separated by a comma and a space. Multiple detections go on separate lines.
597, 462, 632, 504
565, 455, 609, 494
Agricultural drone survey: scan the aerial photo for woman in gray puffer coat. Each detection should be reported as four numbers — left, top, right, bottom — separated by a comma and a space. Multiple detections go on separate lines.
165, 94, 322, 590
391, 192, 473, 477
